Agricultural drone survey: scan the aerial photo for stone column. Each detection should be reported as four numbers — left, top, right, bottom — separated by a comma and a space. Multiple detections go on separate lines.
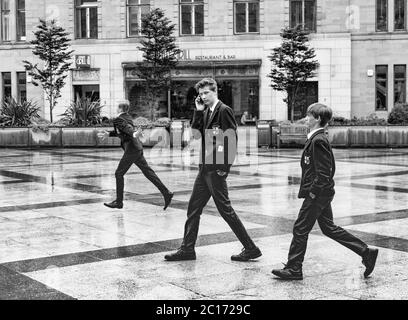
11, 71, 18, 101
0, 73, 3, 102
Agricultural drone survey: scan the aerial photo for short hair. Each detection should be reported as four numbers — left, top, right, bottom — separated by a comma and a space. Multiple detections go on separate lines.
118, 100, 130, 113
195, 78, 218, 93
306, 103, 333, 127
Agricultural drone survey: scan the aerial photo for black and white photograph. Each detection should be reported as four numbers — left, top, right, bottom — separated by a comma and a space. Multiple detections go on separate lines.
0, 0, 406, 311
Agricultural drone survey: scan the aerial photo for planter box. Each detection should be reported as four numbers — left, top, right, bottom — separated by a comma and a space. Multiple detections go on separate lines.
349, 126, 387, 147
29, 128, 62, 147
277, 125, 308, 148
62, 128, 97, 147
0, 128, 29, 147
141, 127, 170, 148
95, 127, 121, 147
328, 126, 349, 147
149, 126, 170, 148
387, 127, 408, 147
170, 120, 190, 148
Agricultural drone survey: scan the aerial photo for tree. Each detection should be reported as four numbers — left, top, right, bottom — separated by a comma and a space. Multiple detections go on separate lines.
23, 19, 74, 123
268, 26, 319, 122
136, 8, 182, 120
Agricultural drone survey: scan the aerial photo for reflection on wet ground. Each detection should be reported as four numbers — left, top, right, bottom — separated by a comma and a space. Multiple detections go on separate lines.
1, 145, 408, 300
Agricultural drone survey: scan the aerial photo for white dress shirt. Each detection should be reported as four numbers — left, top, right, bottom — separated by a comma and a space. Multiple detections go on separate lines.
307, 127, 324, 140
209, 99, 219, 114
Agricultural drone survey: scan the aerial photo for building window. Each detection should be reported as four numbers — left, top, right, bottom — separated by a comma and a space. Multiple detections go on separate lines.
16, 0, 25, 41
1, 0, 10, 42
376, 0, 388, 31
234, 0, 259, 34
2, 72, 11, 100
75, 0, 98, 39
376, 65, 388, 111
290, 0, 316, 32
127, 0, 150, 37
394, 65, 406, 105
395, 0, 406, 30
180, 0, 204, 35
17, 72, 26, 103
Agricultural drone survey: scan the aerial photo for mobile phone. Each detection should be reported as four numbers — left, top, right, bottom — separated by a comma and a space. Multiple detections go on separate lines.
196, 96, 204, 105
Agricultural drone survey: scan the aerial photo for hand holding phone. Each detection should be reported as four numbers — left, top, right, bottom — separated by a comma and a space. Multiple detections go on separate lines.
195, 96, 205, 111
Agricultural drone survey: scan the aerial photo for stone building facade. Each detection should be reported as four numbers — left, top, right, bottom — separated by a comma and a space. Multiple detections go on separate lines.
0, 0, 406, 121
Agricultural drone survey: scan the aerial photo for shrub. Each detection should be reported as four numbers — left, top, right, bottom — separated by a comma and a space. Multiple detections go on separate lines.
388, 103, 408, 125
0, 98, 40, 127
61, 98, 103, 127
153, 117, 171, 128
330, 114, 387, 126
133, 116, 153, 129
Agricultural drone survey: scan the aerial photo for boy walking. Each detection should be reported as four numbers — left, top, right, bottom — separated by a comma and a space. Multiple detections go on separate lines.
272, 103, 378, 280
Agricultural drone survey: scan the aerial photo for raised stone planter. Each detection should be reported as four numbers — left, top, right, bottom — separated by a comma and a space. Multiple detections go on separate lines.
0, 128, 29, 147
62, 128, 97, 147
95, 127, 121, 147
348, 126, 387, 147
387, 127, 408, 147
149, 126, 170, 148
29, 128, 62, 147
328, 126, 349, 147
277, 124, 309, 148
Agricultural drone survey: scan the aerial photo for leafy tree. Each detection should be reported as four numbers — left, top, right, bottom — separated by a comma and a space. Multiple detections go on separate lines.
136, 8, 182, 120
268, 26, 319, 122
23, 19, 74, 123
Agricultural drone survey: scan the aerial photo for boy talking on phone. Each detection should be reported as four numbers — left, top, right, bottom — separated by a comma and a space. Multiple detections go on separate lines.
165, 78, 262, 262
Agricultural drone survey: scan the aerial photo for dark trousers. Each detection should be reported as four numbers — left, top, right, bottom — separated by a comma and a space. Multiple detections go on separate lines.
287, 195, 368, 270
181, 170, 256, 252
115, 150, 169, 203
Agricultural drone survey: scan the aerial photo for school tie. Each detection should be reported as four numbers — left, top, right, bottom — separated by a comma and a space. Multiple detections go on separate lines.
207, 108, 212, 124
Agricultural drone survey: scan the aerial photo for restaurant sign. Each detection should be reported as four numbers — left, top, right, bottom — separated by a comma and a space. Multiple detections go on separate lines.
178, 50, 237, 61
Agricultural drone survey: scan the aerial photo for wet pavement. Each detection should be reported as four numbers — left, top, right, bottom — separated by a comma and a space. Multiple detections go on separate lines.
1, 138, 408, 299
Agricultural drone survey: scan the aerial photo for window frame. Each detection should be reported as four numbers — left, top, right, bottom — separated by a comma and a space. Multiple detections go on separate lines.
2, 72, 12, 101
179, 0, 204, 36
289, 0, 317, 32
233, 0, 260, 35
75, 0, 99, 39
17, 71, 26, 103
127, 0, 150, 38
394, 64, 406, 105
16, 0, 26, 41
375, 65, 388, 111
376, 0, 388, 32
394, 0, 406, 31
1, 0, 11, 42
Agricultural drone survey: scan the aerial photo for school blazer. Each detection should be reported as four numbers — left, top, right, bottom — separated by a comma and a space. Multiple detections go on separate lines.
298, 128, 336, 199
191, 101, 238, 174
109, 113, 143, 153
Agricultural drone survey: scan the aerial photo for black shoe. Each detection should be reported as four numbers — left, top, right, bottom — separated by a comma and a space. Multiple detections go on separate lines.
272, 264, 303, 280
163, 192, 174, 211
362, 248, 379, 278
165, 249, 196, 261
231, 247, 262, 262
104, 200, 123, 209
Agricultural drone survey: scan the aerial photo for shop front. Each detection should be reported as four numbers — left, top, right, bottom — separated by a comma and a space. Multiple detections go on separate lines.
123, 59, 261, 121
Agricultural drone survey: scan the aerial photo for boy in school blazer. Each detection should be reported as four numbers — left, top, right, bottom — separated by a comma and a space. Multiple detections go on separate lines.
272, 103, 379, 280
164, 78, 262, 262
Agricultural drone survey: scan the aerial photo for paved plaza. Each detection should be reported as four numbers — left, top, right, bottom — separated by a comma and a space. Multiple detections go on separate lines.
1, 133, 408, 300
